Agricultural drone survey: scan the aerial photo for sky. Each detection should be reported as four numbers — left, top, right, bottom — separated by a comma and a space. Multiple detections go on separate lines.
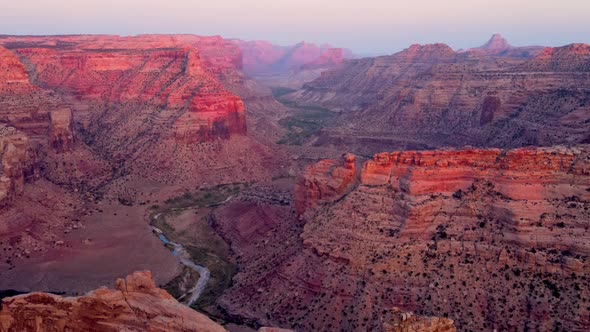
1, 0, 589, 55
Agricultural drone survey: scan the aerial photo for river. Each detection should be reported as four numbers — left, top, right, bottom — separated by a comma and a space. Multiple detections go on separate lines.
151, 212, 211, 307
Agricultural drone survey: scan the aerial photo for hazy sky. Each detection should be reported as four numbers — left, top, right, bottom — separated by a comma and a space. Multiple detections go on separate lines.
1, 0, 588, 54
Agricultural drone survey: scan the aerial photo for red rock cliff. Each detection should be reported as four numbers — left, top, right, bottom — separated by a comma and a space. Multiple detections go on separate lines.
0, 125, 39, 207
2, 35, 247, 143
295, 153, 358, 217
0, 46, 35, 94
274, 146, 590, 331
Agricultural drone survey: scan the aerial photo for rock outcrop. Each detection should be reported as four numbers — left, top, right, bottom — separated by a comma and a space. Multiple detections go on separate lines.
219, 146, 590, 331
48, 109, 75, 153
478, 34, 512, 53
0, 271, 227, 332
0, 125, 38, 207
463, 34, 544, 58
383, 308, 456, 332
295, 153, 358, 217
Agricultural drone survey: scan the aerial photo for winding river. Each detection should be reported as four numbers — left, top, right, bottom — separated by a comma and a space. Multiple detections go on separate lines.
151, 212, 211, 307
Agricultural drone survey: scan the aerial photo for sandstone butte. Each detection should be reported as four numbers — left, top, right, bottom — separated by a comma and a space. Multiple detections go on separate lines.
0, 270, 455, 332
269, 146, 590, 331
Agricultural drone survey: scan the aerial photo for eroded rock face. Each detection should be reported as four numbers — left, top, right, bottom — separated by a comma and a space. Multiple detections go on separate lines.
2, 35, 247, 144
0, 271, 227, 332
295, 153, 358, 217
519, 43, 590, 72
223, 146, 590, 331
49, 109, 75, 153
0, 125, 38, 207
383, 308, 456, 332
0, 46, 35, 94
289, 41, 590, 152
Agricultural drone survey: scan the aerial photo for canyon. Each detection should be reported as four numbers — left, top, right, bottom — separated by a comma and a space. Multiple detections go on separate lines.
217, 146, 590, 331
0, 33, 589, 332
235, 40, 353, 88
284, 35, 590, 154
0, 271, 455, 332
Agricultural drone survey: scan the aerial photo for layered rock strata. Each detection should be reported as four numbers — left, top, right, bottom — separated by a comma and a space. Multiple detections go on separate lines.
288, 40, 590, 151
0, 125, 38, 207
48, 109, 75, 153
0, 271, 227, 332
1, 35, 247, 144
220, 146, 590, 331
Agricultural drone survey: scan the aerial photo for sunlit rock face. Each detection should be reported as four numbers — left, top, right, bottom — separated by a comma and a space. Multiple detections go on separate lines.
0, 125, 39, 208
2, 35, 247, 144
220, 146, 589, 331
518, 43, 590, 72
0, 45, 36, 94
295, 153, 358, 218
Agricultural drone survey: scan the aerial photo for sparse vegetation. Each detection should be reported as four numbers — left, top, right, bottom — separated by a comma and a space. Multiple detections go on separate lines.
272, 87, 337, 145
150, 183, 246, 311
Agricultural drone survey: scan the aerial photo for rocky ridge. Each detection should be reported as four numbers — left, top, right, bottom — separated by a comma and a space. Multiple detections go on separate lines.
287, 38, 590, 153
466, 34, 544, 58
0, 271, 227, 332
235, 40, 351, 75
518, 43, 590, 72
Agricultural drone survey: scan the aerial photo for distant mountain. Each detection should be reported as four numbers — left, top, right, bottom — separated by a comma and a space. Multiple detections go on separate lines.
463, 34, 545, 58
285, 41, 590, 152
478, 33, 512, 52
233, 39, 354, 76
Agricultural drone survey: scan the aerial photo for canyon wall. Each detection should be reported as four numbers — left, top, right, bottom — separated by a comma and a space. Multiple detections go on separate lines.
0, 126, 39, 207
220, 146, 590, 331
2, 36, 247, 144
0, 35, 276, 192
0, 45, 36, 94
0, 35, 278, 296
287, 40, 590, 151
